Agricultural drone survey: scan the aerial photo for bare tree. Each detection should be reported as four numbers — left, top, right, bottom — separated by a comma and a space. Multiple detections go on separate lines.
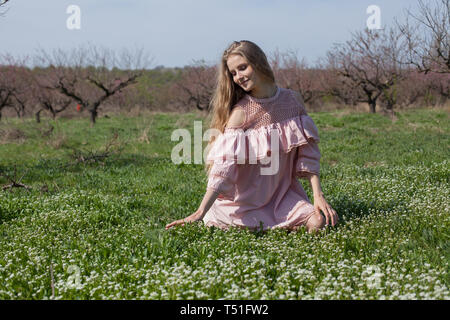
10, 66, 36, 119
424, 71, 450, 104
0, 70, 14, 121
326, 27, 407, 113
35, 44, 152, 125
319, 65, 362, 106
33, 84, 73, 122
271, 49, 326, 105
171, 59, 216, 111
0, 0, 10, 16
0, 165, 32, 192
397, 0, 450, 74
0, 54, 24, 121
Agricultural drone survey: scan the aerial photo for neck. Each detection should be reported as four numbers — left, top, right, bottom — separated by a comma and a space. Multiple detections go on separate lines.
250, 82, 277, 99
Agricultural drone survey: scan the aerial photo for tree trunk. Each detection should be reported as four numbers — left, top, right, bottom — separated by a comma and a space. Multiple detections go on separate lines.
369, 100, 376, 113
35, 109, 43, 123
90, 108, 97, 125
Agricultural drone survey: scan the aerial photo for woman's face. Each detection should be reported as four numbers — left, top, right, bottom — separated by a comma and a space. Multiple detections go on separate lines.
227, 54, 261, 92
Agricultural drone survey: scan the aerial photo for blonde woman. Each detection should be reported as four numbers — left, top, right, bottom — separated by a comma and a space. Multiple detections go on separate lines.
166, 40, 338, 233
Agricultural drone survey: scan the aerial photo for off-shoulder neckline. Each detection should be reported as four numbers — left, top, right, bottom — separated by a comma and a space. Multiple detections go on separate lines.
245, 86, 281, 103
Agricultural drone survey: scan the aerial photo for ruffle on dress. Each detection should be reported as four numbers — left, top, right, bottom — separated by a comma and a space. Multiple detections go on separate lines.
206, 114, 321, 201
206, 114, 320, 163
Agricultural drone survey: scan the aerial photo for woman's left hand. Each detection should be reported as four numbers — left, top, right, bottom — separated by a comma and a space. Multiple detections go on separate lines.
313, 193, 338, 227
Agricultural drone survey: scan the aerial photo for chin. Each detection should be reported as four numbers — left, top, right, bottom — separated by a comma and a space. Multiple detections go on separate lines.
236, 80, 253, 92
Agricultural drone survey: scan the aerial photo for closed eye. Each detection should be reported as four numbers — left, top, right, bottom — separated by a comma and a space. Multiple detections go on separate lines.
231, 64, 247, 76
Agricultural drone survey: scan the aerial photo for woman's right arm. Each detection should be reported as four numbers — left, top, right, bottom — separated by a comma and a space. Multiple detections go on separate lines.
166, 110, 245, 230
197, 188, 220, 218
165, 188, 219, 230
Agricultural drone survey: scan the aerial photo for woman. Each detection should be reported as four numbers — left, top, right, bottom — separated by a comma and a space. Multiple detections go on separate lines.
166, 40, 338, 233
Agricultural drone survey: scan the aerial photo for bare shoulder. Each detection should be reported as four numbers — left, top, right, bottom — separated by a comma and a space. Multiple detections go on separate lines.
226, 106, 246, 128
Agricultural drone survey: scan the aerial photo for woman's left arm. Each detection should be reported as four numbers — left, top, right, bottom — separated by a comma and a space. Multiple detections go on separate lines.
307, 173, 338, 226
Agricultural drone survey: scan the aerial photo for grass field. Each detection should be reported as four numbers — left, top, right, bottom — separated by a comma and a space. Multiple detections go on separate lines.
0, 108, 448, 299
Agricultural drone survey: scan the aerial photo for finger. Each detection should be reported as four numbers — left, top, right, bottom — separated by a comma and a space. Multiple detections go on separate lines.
323, 205, 333, 226
327, 207, 335, 226
331, 208, 337, 226
165, 220, 182, 230
165, 221, 174, 228
333, 210, 338, 225
328, 207, 335, 226
323, 208, 329, 226
323, 207, 331, 226
331, 209, 338, 226
165, 221, 177, 229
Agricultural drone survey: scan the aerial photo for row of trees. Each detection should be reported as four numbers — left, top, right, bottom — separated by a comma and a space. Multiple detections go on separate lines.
0, 0, 448, 125
175, 0, 449, 114
0, 46, 153, 124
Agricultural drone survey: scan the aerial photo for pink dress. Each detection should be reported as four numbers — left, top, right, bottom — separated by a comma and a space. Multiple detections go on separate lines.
203, 87, 321, 231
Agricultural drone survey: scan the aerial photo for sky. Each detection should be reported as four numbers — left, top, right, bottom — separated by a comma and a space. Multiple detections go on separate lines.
0, 0, 421, 68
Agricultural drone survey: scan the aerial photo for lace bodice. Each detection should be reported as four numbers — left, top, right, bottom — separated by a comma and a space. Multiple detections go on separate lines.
228, 87, 308, 130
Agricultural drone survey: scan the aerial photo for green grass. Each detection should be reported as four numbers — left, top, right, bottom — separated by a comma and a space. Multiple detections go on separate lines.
0, 108, 448, 299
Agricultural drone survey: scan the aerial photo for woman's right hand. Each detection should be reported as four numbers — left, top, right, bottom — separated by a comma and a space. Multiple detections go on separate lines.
165, 209, 203, 230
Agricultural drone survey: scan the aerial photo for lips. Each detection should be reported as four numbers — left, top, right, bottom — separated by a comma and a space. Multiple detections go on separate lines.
241, 79, 249, 86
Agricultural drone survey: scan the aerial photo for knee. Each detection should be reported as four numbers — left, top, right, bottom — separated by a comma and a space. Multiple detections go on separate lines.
306, 211, 325, 233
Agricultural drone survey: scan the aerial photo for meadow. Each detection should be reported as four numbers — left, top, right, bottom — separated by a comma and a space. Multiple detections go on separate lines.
0, 107, 448, 300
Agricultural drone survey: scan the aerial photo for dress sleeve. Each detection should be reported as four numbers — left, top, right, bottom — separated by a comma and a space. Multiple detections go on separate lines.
206, 128, 247, 201
294, 115, 321, 179
207, 160, 239, 200
286, 89, 321, 178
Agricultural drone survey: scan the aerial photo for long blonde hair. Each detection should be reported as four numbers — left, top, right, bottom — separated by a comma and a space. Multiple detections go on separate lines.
205, 40, 275, 175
